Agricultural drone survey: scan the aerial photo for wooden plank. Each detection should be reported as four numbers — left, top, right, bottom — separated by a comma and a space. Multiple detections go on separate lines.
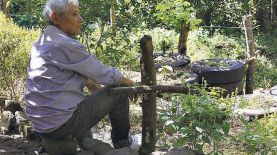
139, 35, 156, 155
243, 15, 256, 94
109, 85, 190, 95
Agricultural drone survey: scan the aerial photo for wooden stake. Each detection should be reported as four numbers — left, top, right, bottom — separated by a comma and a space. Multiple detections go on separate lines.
139, 35, 156, 155
109, 85, 190, 95
178, 21, 190, 55
271, 0, 274, 22
243, 15, 256, 94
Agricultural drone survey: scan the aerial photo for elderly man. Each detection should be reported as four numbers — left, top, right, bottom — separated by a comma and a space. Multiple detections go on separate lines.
24, 0, 137, 154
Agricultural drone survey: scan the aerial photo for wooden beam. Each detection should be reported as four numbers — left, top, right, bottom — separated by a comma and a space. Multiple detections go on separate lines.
139, 35, 156, 155
109, 85, 190, 95
243, 15, 256, 94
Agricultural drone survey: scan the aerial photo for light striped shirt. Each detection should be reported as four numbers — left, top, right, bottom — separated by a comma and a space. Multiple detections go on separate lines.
24, 25, 123, 133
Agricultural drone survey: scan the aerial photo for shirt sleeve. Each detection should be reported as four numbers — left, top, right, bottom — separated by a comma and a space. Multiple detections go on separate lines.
41, 40, 123, 85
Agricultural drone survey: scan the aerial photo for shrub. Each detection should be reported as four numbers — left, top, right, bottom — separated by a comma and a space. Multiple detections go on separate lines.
79, 26, 140, 71
188, 30, 246, 61
0, 13, 39, 101
255, 55, 277, 88
235, 114, 277, 154
157, 86, 232, 154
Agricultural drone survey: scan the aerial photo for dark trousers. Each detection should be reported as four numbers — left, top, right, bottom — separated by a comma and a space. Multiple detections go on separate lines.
38, 86, 130, 146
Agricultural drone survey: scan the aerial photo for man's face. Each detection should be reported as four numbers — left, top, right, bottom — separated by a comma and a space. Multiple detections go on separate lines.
57, 5, 83, 36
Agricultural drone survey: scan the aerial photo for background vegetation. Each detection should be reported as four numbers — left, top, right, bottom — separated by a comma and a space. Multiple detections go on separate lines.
0, 0, 276, 154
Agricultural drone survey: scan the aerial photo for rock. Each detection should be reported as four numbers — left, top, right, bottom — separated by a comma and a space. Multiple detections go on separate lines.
151, 147, 196, 155
42, 136, 78, 155
103, 147, 139, 155
77, 150, 96, 155
0, 111, 14, 134
81, 138, 113, 155
15, 111, 27, 124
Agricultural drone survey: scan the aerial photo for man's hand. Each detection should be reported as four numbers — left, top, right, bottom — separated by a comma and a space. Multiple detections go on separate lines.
119, 77, 139, 103
86, 79, 102, 94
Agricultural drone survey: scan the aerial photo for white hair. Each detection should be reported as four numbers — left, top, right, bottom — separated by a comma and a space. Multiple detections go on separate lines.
43, 0, 79, 24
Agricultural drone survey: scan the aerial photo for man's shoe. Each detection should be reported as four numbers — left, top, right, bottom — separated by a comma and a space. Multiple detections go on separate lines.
112, 133, 141, 151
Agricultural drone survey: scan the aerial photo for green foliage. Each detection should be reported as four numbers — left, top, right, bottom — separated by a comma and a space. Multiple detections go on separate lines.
235, 114, 277, 154
157, 86, 232, 154
253, 30, 277, 88
255, 56, 277, 88
140, 27, 178, 53
79, 25, 140, 70
188, 31, 246, 61
0, 13, 39, 100
256, 30, 277, 61
156, 0, 202, 31
9, 0, 46, 28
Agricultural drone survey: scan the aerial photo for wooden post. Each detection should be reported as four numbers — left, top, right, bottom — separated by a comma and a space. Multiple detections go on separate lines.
139, 35, 157, 155
178, 21, 190, 55
243, 15, 256, 94
271, 0, 274, 22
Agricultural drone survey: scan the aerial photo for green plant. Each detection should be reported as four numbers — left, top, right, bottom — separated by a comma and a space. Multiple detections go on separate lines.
9, 0, 46, 28
156, 0, 201, 31
157, 86, 232, 154
255, 55, 277, 89
188, 31, 246, 61
0, 13, 39, 101
235, 114, 277, 154
79, 25, 140, 71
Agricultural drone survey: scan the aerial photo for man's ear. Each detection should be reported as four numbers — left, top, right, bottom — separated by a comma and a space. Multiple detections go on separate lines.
50, 12, 60, 25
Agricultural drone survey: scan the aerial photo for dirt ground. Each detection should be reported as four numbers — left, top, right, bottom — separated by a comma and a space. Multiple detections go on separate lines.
0, 134, 40, 154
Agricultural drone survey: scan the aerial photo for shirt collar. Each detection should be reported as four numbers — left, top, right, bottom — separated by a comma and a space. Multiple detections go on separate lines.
44, 25, 70, 38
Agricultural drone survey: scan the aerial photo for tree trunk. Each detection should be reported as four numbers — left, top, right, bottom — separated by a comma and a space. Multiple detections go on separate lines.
110, 5, 116, 28
178, 21, 190, 55
0, 0, 10, 18
139, 35, 157, 155
0, 0, 3, 11
243, 16, 256, 94
271, 0, 274, 21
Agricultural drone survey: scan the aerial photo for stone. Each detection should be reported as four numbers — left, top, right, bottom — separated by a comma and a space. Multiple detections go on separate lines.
15, 111, 27, 124
0, 111, 14, 134
151, 147, 196, 155
81, 138, 113, 155
103, 147, 139, 155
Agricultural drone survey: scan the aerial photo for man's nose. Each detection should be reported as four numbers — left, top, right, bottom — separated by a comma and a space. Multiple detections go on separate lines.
79, 15, 84, 23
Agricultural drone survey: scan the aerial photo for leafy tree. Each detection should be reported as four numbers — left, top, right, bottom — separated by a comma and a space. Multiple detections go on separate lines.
156, 0, 201, 54
9, 0, 45, 28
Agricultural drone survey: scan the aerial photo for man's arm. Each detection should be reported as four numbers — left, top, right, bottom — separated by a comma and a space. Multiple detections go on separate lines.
119, 77, 136, 87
